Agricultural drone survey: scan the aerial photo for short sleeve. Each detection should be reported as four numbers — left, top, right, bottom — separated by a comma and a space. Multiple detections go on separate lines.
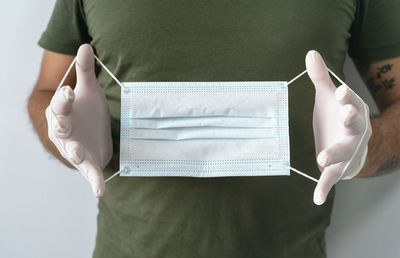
349, 0, 400, 62
38, 0, 91, 55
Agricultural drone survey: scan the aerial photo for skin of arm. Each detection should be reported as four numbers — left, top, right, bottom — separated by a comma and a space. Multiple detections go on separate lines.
355, 56, 400, 177
28, 50, 77, 168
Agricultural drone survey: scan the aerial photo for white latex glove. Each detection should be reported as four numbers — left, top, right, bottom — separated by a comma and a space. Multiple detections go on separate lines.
305, 50, 372, 205
45, 44, 113, 197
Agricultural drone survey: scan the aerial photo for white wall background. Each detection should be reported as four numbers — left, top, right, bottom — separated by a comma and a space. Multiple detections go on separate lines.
0, 1, 399, 257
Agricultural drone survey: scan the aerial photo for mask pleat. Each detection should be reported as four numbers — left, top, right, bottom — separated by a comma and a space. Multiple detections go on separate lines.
122, 116, 279, 129
121, 127, 279, 140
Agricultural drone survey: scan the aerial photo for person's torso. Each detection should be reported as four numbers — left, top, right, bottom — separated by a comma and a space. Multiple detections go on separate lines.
82, 1, 357, 257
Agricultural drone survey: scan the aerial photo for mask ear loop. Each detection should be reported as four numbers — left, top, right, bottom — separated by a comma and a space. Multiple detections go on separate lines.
91, 56, 129, 182
284, 69, 320, 183
53, 55, 127, 184
284, 68, 369, 184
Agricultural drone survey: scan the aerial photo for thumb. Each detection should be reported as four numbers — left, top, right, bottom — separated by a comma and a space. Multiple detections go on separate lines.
75, 44, 96, 89
81, 160, 105, 198
305, 50, 336, 92
313, 166, 341, 205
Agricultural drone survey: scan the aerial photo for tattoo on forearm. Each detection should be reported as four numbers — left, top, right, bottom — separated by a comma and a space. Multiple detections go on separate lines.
359, 63, 395, 99
367, 77, 396, 98
366, 78, 382, 98
376, 156, 400, 175
382, 78, 395, 89
376, 64, 393, 79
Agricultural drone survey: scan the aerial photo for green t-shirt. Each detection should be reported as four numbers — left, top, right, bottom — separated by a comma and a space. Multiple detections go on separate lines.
39, 1, 400, 257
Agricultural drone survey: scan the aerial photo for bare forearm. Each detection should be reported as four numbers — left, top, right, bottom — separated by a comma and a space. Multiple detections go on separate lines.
28, 89, 74, 168
357, 100, 400, 177
354, 56, 400, 178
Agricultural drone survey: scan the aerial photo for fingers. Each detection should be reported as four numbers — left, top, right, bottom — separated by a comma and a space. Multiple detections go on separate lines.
45, 105, 72, 140
48, 86, 74, 139
65, 141, 85, 164
317, 142, 353, 167
335, 85, 364, 111
342, 147, 368, 180
51, 86, 74, 115
316, 104, 363, 168
342, 104, 364, 135
314, 166, 341, 205
82, 161, 105, 198
64, 141, 105, 197
75, 44, 96, 88
52, 115, 72, 138
305, 50, 336, 92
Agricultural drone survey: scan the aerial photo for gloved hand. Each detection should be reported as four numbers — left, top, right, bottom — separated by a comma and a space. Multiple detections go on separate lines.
45, 44, 113, 198
306, 50, 372, 205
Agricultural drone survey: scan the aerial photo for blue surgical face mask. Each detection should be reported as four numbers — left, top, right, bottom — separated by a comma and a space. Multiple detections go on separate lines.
119, 81, 290, 177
